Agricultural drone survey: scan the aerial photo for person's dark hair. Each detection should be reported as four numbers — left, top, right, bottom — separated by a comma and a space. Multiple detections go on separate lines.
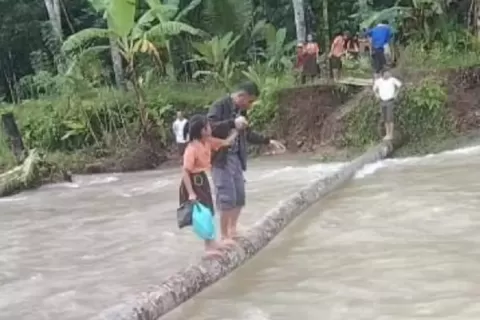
381, 19, 389, 25
188, 114, 208, 141
236, 81, 259, 97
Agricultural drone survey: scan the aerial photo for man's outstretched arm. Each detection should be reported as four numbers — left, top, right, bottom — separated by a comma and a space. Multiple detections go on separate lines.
245, 128, 271, 145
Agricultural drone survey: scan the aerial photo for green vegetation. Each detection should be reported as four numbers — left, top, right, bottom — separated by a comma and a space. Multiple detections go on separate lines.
342, 76, 452, 147
2, 0, 480, 181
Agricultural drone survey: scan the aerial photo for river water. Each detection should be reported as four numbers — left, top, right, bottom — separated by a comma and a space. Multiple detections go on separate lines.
2, 147, 480, 320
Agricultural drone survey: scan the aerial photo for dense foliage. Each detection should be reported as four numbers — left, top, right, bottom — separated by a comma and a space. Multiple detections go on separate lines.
1, 0, 480, 172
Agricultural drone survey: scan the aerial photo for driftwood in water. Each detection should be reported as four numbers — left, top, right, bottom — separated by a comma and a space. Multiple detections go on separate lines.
1, 112, 26, 163
90, 141, 399, 320
0, 149, 41, 197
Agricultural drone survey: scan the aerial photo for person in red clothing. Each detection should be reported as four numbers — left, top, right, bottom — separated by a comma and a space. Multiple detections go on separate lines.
295, 43, 306, 83
302, 34, 320, 83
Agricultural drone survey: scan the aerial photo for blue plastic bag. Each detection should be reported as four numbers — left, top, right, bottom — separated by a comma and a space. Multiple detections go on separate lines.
192, 202, 215, 240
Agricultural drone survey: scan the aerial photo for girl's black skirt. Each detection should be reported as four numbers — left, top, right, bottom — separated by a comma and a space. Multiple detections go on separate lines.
179, 171, 215, 215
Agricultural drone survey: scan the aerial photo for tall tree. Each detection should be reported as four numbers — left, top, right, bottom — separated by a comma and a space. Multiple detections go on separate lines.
322, 0, 330, 78
44, 0, 62, 40
292, 0, 306, 43
44, 0, 65, 72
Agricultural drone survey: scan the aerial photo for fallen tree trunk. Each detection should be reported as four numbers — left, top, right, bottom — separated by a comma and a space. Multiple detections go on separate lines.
0, 149, 41, 197
90, 140, 401, 320
1, 112, 26, 163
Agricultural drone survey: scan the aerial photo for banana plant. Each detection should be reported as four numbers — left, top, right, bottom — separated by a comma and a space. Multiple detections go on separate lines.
193, 56, 244, 91
191, 32, 244, 91
61, 0, 206, 134
356, 0, 450, 42
63, 0, 205, 74
261, 23, 296, 73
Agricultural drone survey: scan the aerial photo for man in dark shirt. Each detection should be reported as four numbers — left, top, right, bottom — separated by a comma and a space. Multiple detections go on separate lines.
207, 82, 285, 244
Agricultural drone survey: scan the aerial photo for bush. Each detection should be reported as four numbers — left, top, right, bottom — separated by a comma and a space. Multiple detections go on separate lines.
400, 41, 480, 71
5, 83, 225, 155
243, 65, 295, 131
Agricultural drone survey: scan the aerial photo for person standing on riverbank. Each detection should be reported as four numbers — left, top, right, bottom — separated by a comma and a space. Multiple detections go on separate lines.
173, 111, 188, 157
207, 82, 286, 243
373, 70, 402, 140
295, 43, 306, 84
366, 20, 392, 76
302, 34, 320, 83
345, 33, 360, 59
328, 32, 347, 81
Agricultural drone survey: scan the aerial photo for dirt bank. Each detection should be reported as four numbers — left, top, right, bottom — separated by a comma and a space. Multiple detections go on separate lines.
446, 67, 480, 132
6, 67, 480, 183
274, 67, 480, 158
80, 67, 480, 174
276, 83, 363, 152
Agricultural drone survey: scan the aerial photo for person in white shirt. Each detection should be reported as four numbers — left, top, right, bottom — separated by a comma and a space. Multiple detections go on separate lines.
373, 70, 402, 140
172, 111, 188, 156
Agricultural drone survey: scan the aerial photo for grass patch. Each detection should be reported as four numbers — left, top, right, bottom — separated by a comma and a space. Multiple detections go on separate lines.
400, 42, 480, 71
341, 76, 455, 149
0, 134, 17, 172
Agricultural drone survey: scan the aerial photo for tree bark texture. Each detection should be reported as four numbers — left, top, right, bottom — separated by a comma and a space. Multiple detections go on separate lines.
292, 0, 306, 43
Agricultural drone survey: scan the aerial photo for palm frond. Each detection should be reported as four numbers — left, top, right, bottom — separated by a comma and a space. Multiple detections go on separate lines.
146, 21, 207, 39
359, 6, 412, 30
201, 0, 253, 35
88, 0, 108, 12
131, 9, 157, 39
62, 28, 111, 53
146, 0, 178, 21
175, 0, 203, 21
106, 0, 137, 37
64, 45, 109, 80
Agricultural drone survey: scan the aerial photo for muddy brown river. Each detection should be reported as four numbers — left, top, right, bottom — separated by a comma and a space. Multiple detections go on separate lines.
2, 147, 480, 320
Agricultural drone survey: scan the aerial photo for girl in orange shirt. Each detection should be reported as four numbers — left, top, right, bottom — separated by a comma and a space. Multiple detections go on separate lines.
180, 114, 238, 255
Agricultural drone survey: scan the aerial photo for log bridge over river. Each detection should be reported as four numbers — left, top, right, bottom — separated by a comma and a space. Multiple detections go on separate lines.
91, 141, 397, 320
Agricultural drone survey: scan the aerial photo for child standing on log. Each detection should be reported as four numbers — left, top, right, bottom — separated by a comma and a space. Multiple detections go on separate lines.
180, 114, 239, 256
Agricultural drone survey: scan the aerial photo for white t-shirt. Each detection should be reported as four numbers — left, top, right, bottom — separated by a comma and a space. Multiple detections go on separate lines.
172, 118, 188, 143
373, 77, 402, 101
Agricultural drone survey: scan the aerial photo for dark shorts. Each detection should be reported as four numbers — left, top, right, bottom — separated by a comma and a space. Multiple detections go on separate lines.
211, 154, 245, 211
372, 48, 386, 73
177, 143, 187, 156
381, 99, 395, 123
179, 171, 214, 215
330, 56, 342, 70
302, 55, 319, 76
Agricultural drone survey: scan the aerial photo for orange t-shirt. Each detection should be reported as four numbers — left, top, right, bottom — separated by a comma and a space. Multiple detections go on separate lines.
183, 138, 224, 173
331, 36, 344, 57
305, 42, 319, 55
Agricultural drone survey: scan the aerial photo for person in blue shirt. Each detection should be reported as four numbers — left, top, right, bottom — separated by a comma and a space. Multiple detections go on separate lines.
366, 20, 392, 75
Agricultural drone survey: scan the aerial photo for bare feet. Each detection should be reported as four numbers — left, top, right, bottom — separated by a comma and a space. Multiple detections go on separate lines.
383, 135, 392, 141
204, 240, 223, 257
221, 238, 237, 247
230, 230, 240, 238
205, 249, 223, 258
